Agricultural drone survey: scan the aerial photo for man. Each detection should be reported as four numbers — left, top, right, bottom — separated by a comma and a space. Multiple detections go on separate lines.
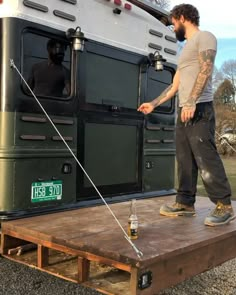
138, 4, 235, 226
28, 39, 70, 97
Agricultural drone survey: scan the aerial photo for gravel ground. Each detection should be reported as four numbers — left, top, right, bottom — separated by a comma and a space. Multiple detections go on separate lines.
0, 256, 101, 295
1, 255, 236, 295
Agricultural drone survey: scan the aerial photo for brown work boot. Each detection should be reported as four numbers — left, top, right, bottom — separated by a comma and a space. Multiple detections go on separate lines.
204, 202, 235, 226
160, 202, 196, 217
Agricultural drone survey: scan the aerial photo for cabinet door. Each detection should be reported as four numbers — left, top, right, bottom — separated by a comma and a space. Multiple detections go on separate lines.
77, 115, 143, 199
143, 154, 175, 192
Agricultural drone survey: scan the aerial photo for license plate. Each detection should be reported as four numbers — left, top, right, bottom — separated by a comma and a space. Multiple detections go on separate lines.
31, 180, 62, 203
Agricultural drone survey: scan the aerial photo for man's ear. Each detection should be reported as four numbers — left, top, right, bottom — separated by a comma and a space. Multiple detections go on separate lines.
180, 15, 185, 23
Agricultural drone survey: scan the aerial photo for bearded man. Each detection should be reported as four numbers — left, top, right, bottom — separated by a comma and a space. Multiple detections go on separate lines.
138, 4, 235, 226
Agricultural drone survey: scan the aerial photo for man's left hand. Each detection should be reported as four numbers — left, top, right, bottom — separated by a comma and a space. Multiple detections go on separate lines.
181, 105, 196, 123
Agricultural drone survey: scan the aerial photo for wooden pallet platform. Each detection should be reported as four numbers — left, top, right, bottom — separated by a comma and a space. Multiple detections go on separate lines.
1, 196, 236, 295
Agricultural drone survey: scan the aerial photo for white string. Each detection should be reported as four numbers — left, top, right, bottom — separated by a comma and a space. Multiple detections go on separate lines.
10, 59, 143, 258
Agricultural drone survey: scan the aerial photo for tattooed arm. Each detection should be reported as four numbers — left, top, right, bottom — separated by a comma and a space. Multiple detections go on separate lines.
151, 70, 180, 107
138, 70, 179, 114
190, 49, 216, 103
181, 49, 216, 122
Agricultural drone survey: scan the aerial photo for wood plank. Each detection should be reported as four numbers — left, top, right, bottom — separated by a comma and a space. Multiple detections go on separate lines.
137, 233, 236, 294
2, 228, 131, 272
8, 243, 36, 255
2, 196, 236, 267
2, 195, 236, 295
130, 267, 139, 295
38, 245, 49, 268
1, 233, 28, 255
78, 257, 90, 282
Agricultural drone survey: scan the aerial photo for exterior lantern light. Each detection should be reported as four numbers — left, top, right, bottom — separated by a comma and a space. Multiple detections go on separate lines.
148, 50, 166, 71
66, 26, 86, 52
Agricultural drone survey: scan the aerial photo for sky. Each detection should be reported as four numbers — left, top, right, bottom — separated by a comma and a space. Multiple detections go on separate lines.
170, 0, 236, 68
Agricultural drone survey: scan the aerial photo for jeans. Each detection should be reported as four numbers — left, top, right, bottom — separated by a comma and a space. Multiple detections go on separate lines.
175, 101, 232, 206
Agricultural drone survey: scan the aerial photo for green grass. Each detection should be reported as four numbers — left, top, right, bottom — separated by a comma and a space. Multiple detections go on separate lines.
175, 156, 236, 200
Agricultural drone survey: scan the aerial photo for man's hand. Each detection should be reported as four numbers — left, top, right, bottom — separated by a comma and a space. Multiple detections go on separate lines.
137, 103, 154, 114
181, 105, 196, 123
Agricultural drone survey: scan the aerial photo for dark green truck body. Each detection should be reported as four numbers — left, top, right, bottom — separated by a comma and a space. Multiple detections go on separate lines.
0, 3, 177, 220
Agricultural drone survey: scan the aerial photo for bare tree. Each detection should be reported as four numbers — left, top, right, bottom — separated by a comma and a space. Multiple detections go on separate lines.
220, 59, 236, 103
147, 0, 171, 10
212, 66, 224, 92
214, 79, 235, 104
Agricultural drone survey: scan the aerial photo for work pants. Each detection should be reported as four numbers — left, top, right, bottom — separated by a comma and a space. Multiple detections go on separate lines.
175, 102, 232, 206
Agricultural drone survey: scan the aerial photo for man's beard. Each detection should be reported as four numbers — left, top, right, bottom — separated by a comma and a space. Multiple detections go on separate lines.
175, 24, 186, 42
49, 53, 64, 65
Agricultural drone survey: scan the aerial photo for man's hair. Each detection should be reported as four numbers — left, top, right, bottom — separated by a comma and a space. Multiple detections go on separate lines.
170, 4, 200, 26
47, 39, 66, 51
